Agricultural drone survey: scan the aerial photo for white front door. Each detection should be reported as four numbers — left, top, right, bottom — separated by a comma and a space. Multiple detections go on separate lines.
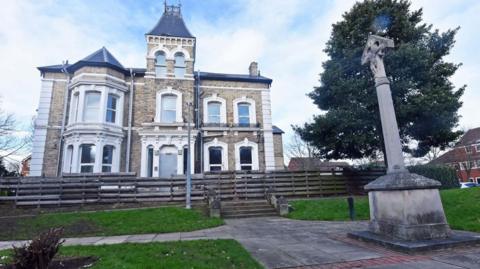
159, 146, 177, 177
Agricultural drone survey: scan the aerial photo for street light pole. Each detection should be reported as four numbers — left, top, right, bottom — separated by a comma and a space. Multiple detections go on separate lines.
186, 102, 192, 209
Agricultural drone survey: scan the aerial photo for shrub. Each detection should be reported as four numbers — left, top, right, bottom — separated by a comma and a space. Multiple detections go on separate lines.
11, 228, 64, 269
408, 164, 460, 189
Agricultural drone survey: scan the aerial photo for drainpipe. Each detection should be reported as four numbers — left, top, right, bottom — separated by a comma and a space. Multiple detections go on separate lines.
57, 61, 71, 177
126, 68, 135, 172
196, 70, 204, 174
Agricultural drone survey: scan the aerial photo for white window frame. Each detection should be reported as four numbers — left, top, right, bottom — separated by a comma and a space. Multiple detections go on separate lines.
203, 94, 226, 124
174, 52, 186, 78
105, 94, 119, 124
83, 91, 102, 122
233, 96, 256, 126
101, 145, 115, 173
465, 146, 473, 153
155, 88, 183, 123
155, 51, 167, 78
69, 92, 79, 124
204, 138, 228, 172
476, 144, 480, 152
79, 144, 96, 173
234, 138, 259, 171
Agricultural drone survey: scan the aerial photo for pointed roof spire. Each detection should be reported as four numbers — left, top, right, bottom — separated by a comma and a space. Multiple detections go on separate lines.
147, 2, 194, 38
67, 47, 126, 74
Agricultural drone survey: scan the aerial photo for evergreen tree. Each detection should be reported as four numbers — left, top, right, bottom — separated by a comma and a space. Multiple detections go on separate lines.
295, 0, 464, 161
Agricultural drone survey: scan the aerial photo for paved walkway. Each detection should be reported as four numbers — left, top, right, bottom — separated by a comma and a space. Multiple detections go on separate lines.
1, 217, 479, 268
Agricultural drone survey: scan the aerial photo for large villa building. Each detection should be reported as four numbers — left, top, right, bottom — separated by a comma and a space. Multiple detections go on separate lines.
30, 4, 285, 177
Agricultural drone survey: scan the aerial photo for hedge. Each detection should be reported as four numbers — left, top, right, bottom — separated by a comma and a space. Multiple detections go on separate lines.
408, 164, 460, 189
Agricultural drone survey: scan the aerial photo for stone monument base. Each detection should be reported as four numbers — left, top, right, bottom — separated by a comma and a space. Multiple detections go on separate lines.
365, 172, 450, 241
348, 230, 480, 253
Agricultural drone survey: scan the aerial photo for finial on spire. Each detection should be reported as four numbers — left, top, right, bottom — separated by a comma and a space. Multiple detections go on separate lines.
163, 0, 182, 16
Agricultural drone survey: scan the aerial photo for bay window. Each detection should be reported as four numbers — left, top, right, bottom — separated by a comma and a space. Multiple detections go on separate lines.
102, 145, 114, 172
80, 144, 96, 173
83, 92, 101, 122
106, 94, 118, 123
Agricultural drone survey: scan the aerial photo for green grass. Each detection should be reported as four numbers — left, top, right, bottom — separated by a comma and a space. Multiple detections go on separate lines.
0, 240, 263, 269
287, 196, 370, 221
287, 188, 480, 232
0, 207, 224, 240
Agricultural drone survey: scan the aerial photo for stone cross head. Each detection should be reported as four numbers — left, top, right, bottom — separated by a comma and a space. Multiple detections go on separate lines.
361, 35, 394, 78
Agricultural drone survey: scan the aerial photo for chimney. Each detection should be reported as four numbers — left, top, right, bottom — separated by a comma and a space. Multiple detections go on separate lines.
249, 62, 259, 76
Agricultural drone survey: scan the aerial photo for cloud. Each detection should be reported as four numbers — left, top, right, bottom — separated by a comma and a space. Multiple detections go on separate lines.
0, 0, 478, 162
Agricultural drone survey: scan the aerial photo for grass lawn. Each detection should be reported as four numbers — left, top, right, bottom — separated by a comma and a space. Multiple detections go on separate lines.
0, 239, 263, 269
0, 207, 223, 241
287, 188, 480, 232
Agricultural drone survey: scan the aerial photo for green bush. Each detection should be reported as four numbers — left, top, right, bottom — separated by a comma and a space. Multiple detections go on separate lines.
408, 164, 459, 189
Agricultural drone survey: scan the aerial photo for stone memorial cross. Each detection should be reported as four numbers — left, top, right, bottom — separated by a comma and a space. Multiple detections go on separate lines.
361, 35, 406, 174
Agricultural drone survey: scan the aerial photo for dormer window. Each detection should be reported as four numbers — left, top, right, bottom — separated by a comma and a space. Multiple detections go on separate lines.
155, 52, 166, 77
83, 92, 101, 122
174, 52, 185, 78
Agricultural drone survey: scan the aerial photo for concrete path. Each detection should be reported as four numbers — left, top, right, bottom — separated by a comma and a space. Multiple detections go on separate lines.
1, 217, 479, 269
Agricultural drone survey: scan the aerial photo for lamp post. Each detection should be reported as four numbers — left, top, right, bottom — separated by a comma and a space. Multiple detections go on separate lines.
186, 102, 192, 209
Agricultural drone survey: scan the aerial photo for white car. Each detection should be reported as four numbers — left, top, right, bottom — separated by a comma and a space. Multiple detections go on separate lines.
460, 182, 478, 188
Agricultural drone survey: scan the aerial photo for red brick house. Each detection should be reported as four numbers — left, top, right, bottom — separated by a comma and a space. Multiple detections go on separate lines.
430, 127, 480, 183
20, 155, 31, 177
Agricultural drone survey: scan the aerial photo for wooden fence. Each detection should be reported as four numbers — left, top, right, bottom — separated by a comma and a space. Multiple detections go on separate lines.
0, 169, 385, 207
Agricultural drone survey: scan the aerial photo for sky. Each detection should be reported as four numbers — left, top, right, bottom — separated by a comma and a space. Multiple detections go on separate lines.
0, 0, 479, 162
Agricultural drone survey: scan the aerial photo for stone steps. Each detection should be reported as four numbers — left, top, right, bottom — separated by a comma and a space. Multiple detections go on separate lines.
221, 199, 277, 218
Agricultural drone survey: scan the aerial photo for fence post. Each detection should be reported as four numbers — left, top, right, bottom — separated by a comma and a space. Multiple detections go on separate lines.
58, 178, 63, 207
305, 170, 310, 198
37, 178, 42, 209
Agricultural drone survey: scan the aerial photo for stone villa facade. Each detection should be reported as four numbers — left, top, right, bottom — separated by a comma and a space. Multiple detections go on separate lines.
30, 4, 284, 177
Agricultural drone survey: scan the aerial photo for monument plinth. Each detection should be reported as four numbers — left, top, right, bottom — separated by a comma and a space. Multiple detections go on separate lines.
360, 35, 450, 241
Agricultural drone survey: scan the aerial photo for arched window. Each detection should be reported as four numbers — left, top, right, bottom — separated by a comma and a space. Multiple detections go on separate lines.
83, 92, 101, 122
174, 52, 185, 78
155, 51, 166, 77
80, 144, 96, 173
208, 146, 223, 171
239, 146, 253, 171
207, 101, 221, 124
102, 145, 114, 172
161, 94, 177, 123
237, 102, 251, 126
106, 94, 118, 123
147, 145, 154, 177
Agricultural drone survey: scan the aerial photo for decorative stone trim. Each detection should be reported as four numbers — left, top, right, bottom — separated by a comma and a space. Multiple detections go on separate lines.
155, 87, 183, 123
233, 96, 256, 125
234, 138, 259, 171
204, 138, 228, 172
203, 93, 227, 125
